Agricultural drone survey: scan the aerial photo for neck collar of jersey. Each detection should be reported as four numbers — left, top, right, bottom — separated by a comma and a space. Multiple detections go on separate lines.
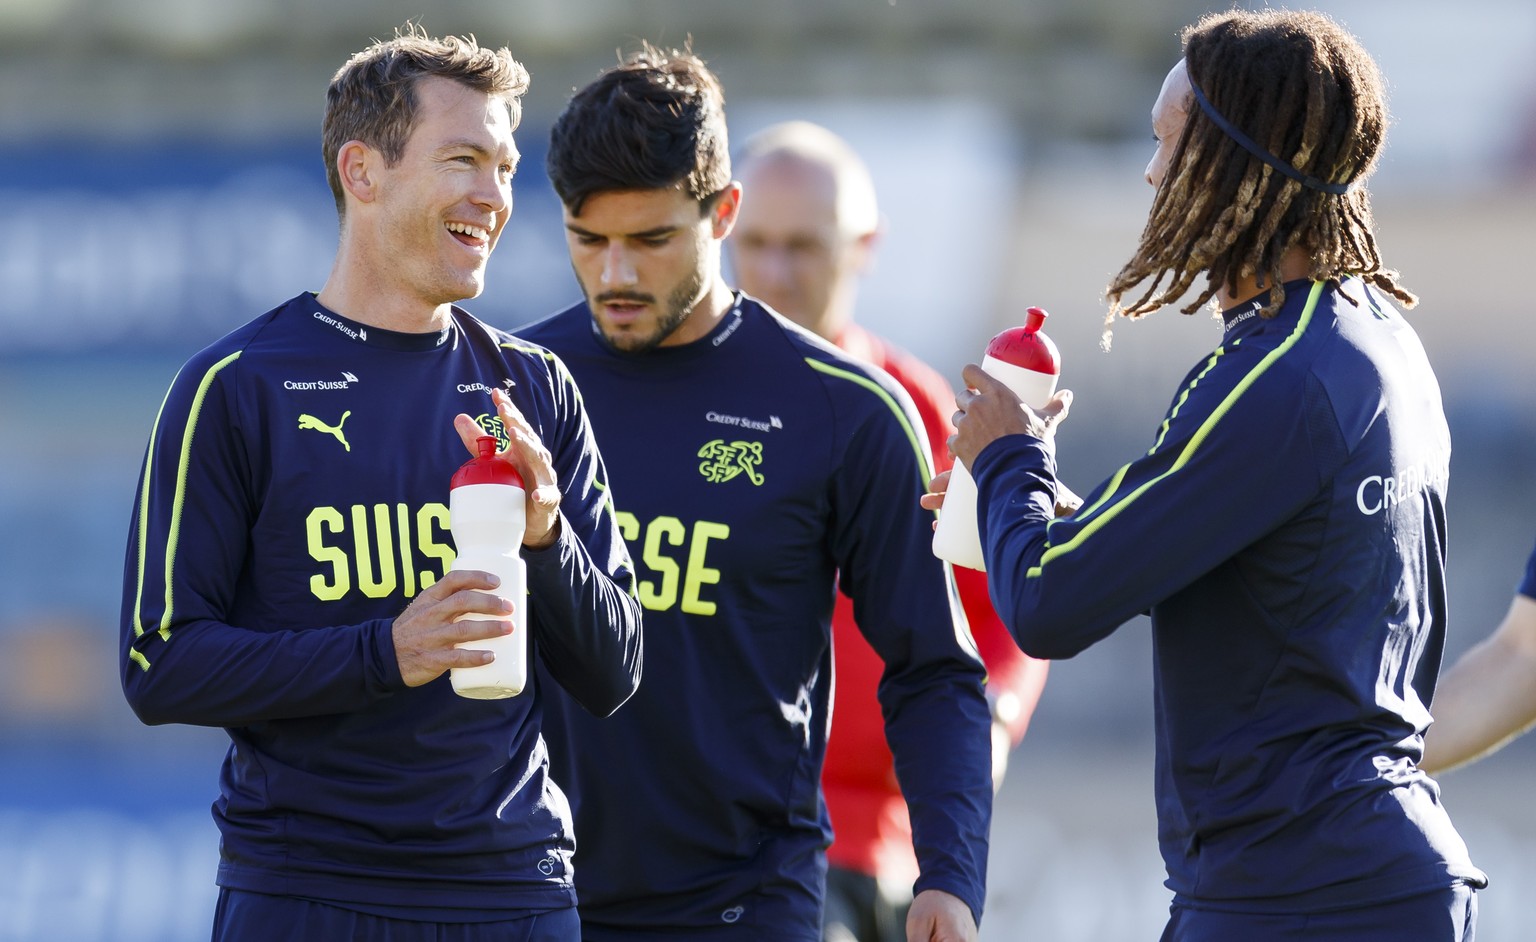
589, 292, 747, 363
305, 293, 456, 352
1220, 278, 1324, 335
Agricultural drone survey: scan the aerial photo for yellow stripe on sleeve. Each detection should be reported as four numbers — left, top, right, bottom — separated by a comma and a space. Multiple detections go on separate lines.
804, 357, 980, 663
130, 352, 242, 662
1026, 281, 1325, 579
804, 358, 933, 482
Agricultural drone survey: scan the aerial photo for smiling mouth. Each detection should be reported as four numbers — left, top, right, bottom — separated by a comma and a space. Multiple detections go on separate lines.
446, 222, 490, 246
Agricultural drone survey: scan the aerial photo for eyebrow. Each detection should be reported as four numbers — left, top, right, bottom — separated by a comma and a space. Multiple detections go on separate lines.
565, 222, 678, 239
439, 139, 521, 167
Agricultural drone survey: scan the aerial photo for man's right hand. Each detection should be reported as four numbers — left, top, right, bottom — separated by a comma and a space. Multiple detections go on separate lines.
391, 570, 516, 687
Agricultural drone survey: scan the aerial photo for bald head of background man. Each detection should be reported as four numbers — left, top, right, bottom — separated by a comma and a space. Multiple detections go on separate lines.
730, 120, 881, 342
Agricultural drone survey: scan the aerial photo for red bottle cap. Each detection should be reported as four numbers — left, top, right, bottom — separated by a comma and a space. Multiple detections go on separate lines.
984, 307, 1059, 375
450, 436, 524, 489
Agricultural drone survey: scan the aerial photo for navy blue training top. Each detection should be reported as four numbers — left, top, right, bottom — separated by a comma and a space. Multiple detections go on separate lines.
121, 293, 642, 917
518, 294, 992, 939
972, 279, 1485, 911
1520, 537, 1536, 600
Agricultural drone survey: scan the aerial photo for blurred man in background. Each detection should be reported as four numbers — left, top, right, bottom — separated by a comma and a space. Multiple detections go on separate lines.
1422, 536, 1536, 772
119, 26, 642, 941
522, 44, 992, 942
730, 120, 1049, 942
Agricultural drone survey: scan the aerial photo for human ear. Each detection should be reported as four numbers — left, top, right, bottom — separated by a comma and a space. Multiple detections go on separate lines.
336, 140, 379, 205
849, 227, 880, 275
709, 182, 743, 239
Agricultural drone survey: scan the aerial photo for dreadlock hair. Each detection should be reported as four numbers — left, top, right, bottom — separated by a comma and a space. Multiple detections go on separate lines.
547, 41, 731, 217
1107, 9, 1413, 331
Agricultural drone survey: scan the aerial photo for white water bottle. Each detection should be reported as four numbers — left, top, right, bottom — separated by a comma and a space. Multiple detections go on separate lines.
932, 307, 1061, 572
448, 435, 528, 699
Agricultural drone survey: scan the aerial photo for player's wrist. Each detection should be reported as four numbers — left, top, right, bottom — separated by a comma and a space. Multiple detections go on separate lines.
523, 514, 563, 551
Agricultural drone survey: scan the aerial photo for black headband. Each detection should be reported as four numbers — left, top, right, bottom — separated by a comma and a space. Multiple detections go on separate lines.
1187, 76, 1353, 195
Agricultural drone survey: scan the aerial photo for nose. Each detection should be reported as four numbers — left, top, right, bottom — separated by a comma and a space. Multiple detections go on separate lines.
1145, 150, 1165, 190
601, 243, 637, 288
473, 167, 511, 217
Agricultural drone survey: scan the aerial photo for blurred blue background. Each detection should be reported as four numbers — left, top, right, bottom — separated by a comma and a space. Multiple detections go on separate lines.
3, 1, 1535, 939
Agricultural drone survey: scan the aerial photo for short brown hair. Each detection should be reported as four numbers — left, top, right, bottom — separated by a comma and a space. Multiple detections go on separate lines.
322, 23, 530, 216
547, 42, 731, 216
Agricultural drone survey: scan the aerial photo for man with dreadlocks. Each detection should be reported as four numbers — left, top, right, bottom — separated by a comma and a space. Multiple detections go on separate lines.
927, 8, 1488, 940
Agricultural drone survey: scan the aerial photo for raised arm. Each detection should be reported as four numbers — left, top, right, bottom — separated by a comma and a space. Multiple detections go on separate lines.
490, 353, 643, 717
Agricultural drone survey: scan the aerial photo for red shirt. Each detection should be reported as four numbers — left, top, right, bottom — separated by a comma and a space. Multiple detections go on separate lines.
824, 324, 1049, 881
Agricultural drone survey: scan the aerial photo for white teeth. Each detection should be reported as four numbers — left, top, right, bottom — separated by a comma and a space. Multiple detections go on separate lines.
446, 222, 489, 241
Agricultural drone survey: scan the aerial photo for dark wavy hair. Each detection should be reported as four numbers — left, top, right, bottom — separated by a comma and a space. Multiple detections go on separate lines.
1108, 8, 1411, 323
322, 23, 529, 217
547, 42, 731, 216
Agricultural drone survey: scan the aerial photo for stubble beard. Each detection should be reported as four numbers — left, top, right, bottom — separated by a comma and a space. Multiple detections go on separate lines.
589, 266, 707, 355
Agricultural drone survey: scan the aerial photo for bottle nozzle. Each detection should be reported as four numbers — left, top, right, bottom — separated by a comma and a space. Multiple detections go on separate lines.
451, 435, 524, 489
1025, 307, 1049, 333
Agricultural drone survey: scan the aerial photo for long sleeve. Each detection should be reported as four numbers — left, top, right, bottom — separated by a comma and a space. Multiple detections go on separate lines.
874, 332, 1046, 740
828, 367, 993, 923
973, 338, 1330, 660
517, 344, 642, 718
121, 345, 402, 727
820, 327, 1044, 886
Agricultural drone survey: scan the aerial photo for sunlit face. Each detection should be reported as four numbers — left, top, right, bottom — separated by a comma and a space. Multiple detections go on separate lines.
371, 75, 519, 305
563, 185, 738, 354
730, 156, 866, 341
1146, 60, 1193, 190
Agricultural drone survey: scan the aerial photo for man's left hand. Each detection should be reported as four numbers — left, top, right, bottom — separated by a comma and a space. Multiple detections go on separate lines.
906, 888, 978, 942
949, 363, 1072, 470
454, 388, 563, 548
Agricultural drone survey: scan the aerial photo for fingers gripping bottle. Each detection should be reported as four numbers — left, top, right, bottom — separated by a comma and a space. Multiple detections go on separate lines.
932, 307, 1060, 572
448, 435, 528, 699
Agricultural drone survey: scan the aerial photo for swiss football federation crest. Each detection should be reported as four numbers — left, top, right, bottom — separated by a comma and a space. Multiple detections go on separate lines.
698, 439, 765, 485
474, 413, 511, 452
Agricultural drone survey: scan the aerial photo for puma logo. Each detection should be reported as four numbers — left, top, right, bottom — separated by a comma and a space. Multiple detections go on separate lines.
298, 411, 352, 452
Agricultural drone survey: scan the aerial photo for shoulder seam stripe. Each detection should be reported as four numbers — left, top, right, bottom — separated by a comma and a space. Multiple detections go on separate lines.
804, 357, 933, 482
501, 341, 588, 411
805, 357, 978, 660
134, 351, 242, 659
131, 371, 181, 649
1026, 281, 1324, 578
499, 339, 548, 357
1075, 341, 1236, 524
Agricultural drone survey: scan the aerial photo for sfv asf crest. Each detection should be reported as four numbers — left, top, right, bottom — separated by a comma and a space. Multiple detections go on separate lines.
698, 440, 764, 485
474, 413, 511, 451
